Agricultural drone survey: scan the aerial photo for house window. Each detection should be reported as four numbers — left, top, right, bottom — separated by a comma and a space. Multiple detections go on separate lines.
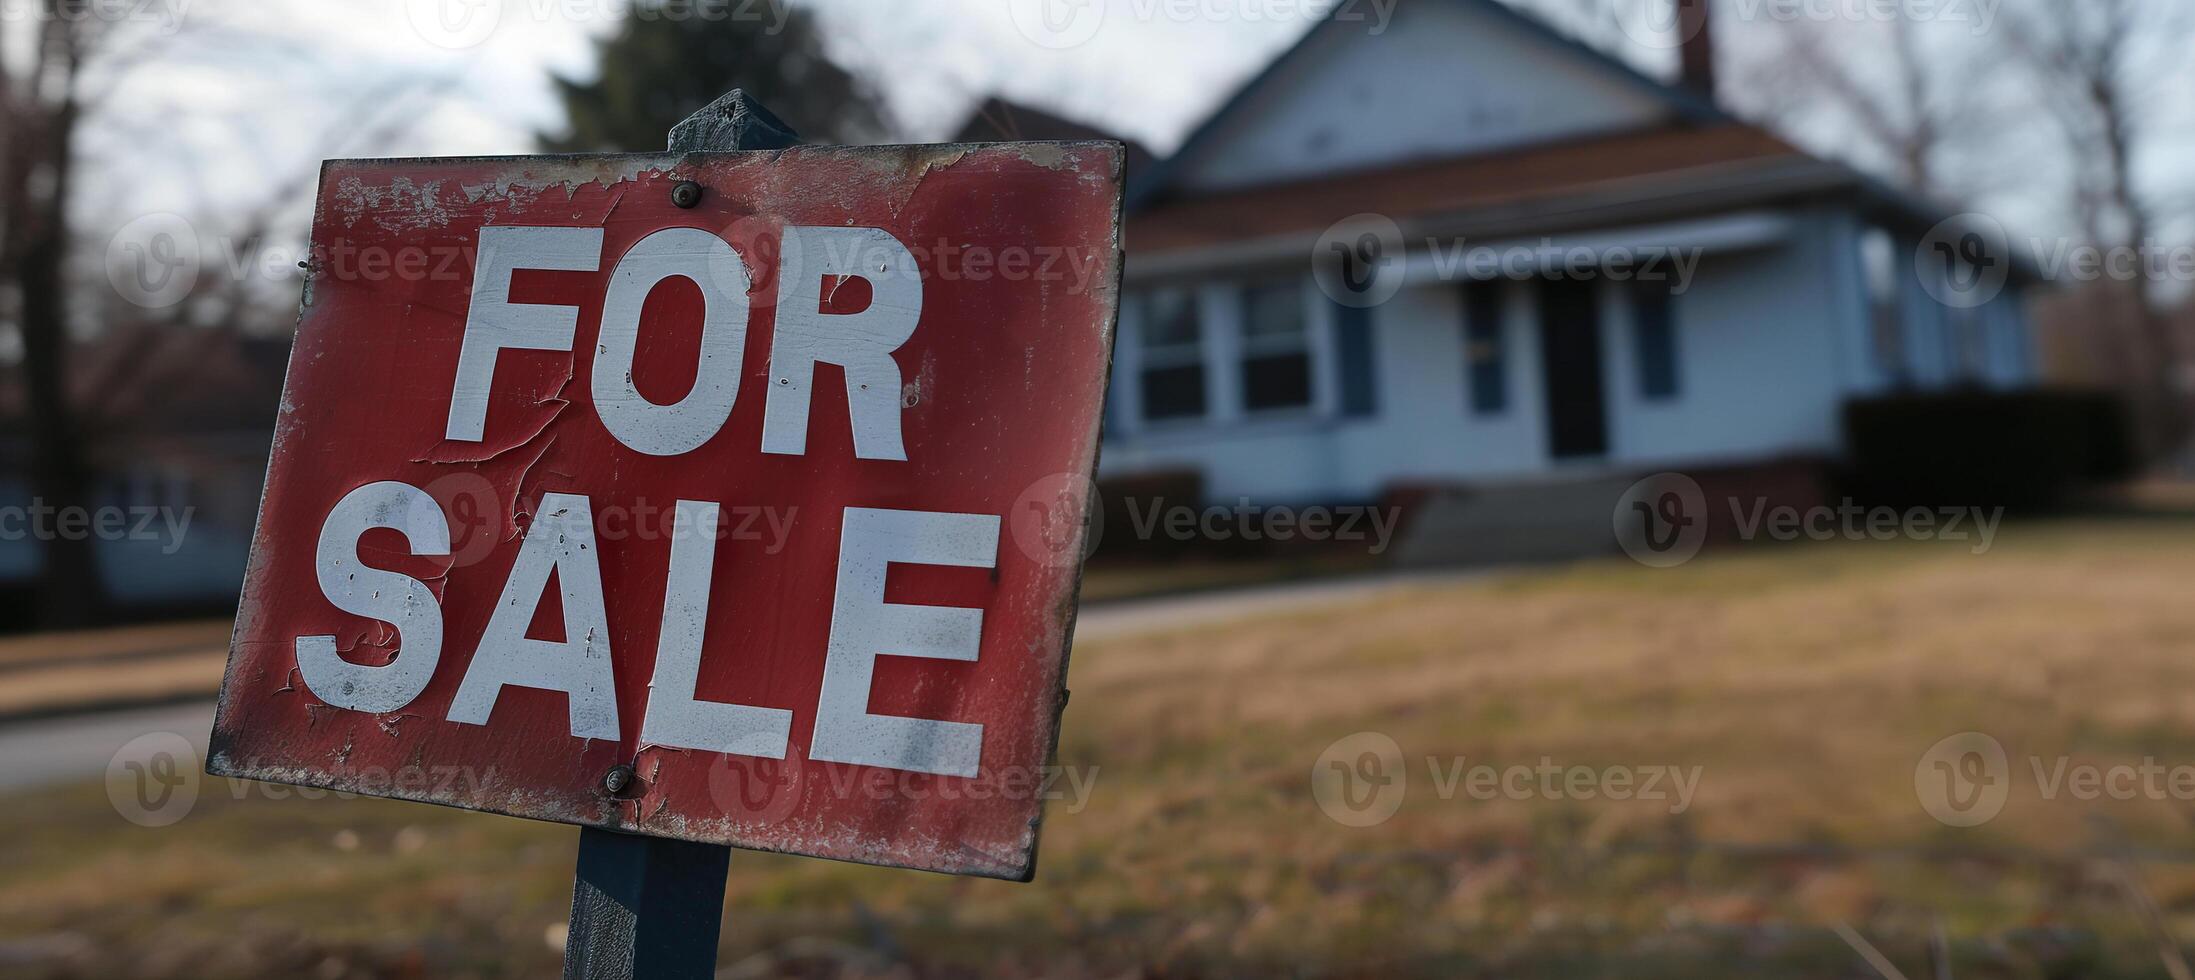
1632, 279, 1680, 400
1239, 280, 1313, 412
1463, 281, 1507, 414
1331, 299, 1377, 418
1138, 288, 1207, 422
1951, 305, 1986, 383
1862, 227, 1907, 383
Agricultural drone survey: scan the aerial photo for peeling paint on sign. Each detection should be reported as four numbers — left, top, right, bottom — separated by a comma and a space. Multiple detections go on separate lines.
209, 142, 1124, 881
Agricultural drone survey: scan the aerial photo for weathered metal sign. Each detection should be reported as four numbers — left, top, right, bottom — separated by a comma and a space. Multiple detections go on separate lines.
208, 143, 1122, 879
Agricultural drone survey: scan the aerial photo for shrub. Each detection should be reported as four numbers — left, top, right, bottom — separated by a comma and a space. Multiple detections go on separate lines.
1092, 469, 1205, 562
1841, 388, 2135, 510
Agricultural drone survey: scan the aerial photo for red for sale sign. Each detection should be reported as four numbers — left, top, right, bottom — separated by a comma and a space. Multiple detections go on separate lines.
208, 143, 1121, 879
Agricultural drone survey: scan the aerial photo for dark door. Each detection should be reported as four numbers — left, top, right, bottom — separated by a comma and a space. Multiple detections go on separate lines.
1537, 278, 1608, 459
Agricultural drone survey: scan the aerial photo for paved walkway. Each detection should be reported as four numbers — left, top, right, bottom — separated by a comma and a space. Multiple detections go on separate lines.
0, 700, 216, 791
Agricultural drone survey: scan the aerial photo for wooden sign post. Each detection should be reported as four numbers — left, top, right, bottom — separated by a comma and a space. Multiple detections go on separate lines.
206, 90, 1123, 979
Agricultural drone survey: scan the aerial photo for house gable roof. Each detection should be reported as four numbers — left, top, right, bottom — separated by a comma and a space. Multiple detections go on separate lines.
1129, 0, 1726, 208
1123, 0, 2036, 279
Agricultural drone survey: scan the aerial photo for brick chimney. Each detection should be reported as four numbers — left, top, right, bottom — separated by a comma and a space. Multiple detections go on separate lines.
1675, 0, 1716, 102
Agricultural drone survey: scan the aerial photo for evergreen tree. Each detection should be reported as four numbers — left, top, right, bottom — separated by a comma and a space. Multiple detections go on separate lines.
543, 0, 887, 151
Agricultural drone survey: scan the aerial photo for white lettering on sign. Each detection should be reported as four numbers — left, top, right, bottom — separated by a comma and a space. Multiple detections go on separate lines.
810, 507, 999, 778
446, 226, 604, 442
296, 488, 1001, 773
448, 492, 621, 740
300, 221, 1006, 774
638, 500, 793, 758
760, 227, 922, 461
594, 228, 751, 456
297, 481, 451, 714
445, 223, 918, 459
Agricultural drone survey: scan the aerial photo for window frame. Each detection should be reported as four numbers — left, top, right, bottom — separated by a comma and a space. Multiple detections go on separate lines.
1861, 226, 1909, 385
1463, 280, 1508, 415
1134, 286, 1210, 424
1631, 278, 1680, 401
1236, 278, 1316, 416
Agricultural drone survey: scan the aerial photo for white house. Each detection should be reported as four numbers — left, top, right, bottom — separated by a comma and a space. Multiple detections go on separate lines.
1094, 0, 2037, 513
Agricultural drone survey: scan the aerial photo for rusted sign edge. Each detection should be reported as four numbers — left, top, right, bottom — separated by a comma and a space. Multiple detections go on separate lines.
301, 139, 1116, 173
206, 140, 1129, 882
1011, 143, 1127, 882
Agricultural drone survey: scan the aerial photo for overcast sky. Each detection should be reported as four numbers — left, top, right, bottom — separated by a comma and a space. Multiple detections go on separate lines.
26, 0, 1357, 323
69, 0, 1323, 234
40, 0, 2192, 301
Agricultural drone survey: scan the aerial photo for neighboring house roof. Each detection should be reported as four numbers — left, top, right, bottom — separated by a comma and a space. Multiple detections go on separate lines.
951, 96, 1158, 180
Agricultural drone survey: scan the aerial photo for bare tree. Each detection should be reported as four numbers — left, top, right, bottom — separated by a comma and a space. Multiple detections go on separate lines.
1770, 15, 1946, 199
0, 3, 106, 626
1994, 0, 2193, 450
1511, 0, 1976, 204
1703, 0, 2193, 453
0, 0, 470, 627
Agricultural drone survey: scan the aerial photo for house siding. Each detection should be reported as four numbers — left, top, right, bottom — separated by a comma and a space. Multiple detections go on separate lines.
1099, 203, 2038, 504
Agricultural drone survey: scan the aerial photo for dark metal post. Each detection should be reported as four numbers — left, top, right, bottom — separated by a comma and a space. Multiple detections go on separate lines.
562, 90, 801, 980
564, 828, 734, 979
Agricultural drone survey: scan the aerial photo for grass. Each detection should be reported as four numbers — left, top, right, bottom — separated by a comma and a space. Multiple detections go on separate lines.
9, 517, 2195, 976
1075, 550, 1383, 602
0, 619, 227, 720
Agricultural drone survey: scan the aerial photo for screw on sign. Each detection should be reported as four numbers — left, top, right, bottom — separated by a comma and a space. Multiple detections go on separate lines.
206, 91, 1122, 979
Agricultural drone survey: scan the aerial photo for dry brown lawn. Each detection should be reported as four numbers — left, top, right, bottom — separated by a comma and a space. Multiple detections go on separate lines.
6, 517, 2195, 977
